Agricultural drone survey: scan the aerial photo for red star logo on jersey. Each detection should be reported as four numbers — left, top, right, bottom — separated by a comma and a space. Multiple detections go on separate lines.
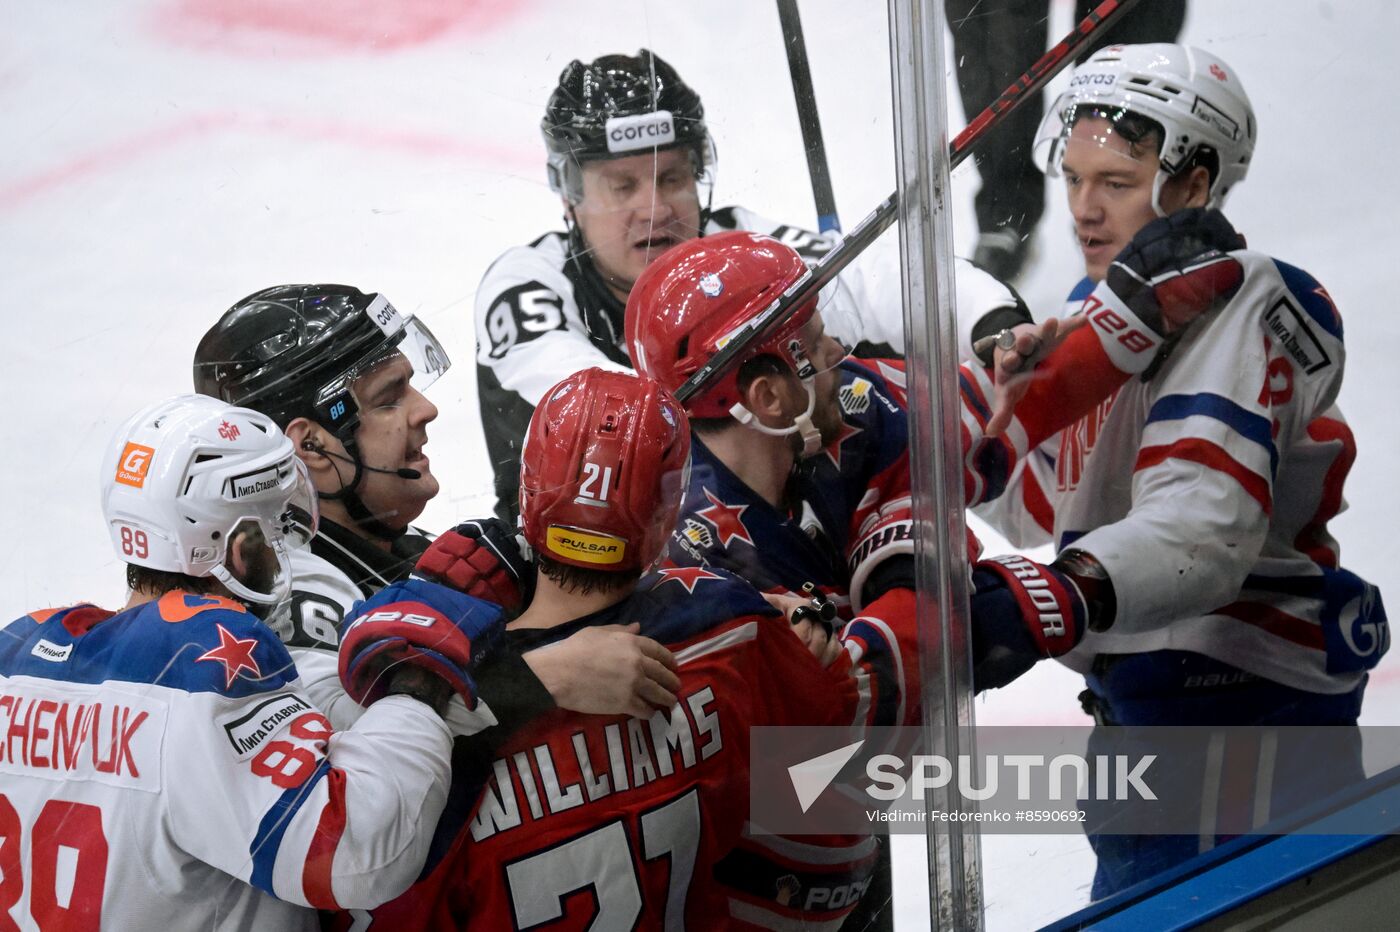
196, 623, 262, 689
824, 421, 864, 470
696, 488, 754, 549
655, 566, 725, 593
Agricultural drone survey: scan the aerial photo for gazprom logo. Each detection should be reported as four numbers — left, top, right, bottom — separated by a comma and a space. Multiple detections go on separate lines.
605, 111, 676, 154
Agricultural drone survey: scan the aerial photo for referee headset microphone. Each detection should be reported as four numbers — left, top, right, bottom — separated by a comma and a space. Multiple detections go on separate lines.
300, 438, 423, 480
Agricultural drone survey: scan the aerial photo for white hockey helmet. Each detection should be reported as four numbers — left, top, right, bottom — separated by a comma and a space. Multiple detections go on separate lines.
1033, 44, 1256, 214
100, 394, 318, 605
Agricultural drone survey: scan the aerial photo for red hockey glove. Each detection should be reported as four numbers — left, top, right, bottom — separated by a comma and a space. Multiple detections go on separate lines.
415, 518, 534, 615
339, 579, 505, 711
1088, 207, 1246, 376
970, 554, 1089, 692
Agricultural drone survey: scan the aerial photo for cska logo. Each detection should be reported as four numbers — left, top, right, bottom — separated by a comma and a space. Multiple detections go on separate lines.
218, 420, 241, 441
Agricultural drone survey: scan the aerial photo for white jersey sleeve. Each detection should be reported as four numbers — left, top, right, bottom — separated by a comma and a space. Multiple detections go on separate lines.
0, 598, 453, 929
474, 237, 632, 408
1066, 253, 1345, 632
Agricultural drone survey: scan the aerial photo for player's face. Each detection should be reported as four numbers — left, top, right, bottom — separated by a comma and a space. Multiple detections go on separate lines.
1062, 116, 1190, 282
346, 353, 440, 527
573, 148, 703, 299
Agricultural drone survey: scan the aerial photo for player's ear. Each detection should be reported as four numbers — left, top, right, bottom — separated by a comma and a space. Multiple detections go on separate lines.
1164, 165, 1212, 211
741, 371, 790, 427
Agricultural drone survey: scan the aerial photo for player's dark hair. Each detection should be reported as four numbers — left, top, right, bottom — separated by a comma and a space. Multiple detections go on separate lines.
126, 565, 220, 598
536, 554, 637, 597
690, 354, 791, 435
1068, 104, 1220, 186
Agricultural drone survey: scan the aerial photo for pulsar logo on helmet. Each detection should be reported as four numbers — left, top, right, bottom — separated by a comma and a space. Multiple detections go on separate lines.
218, 420, 241, 442
115, 442, 155, 488
839, 378, 873, 415
545, 526, 627, 565
700, 273, 724, 297
605, 110, 675, 154
1209, 63, 1228, 82
228, 465, 282, 500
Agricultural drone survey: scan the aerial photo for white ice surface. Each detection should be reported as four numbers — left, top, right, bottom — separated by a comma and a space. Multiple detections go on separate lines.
3, 1, 1396, 929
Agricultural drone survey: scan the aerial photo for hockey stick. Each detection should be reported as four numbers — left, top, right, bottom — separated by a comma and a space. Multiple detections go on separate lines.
675, 0, 1141, 405
776, 0, 841, 233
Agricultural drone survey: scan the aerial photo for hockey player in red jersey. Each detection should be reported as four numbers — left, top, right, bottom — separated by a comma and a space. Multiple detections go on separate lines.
973, 43, 1392, 896
354, 367, 895, 930
0, 394, 507, 929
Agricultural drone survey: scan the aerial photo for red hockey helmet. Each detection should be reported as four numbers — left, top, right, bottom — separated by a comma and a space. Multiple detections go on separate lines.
520, 368, 691, 574
625, 231, 819, 419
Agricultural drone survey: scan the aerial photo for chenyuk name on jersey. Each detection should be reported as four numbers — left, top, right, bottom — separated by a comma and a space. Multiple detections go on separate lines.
0, 693, 150, 779
470, 686, 723, 841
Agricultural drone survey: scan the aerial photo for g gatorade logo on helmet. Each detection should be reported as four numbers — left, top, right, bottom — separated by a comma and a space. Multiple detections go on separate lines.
545, 525, 627, 565
605, 110, 675, 154
115, 442, 155, 488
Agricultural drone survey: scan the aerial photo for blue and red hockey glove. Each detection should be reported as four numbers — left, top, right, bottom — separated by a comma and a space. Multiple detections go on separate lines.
339, 578, 506, 710
415, 517, 534, 616
1089, 207, 1247, 376
970, 554, 1091, 692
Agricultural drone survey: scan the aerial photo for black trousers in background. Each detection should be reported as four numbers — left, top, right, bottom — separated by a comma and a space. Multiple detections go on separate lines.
947, 0, 1189, 238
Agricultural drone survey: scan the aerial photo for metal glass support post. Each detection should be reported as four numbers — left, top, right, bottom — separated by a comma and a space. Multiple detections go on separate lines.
885, 0, 984, 928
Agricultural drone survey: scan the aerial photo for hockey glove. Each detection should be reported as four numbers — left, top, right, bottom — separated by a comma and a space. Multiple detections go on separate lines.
339, 578, 506, 710
970, 555, 1088, 692
415, 518, 535, 616
1088, 207, 1246, 376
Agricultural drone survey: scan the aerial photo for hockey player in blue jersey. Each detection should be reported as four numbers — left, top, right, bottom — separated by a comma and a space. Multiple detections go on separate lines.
0, 393, 507, 928
969, 43, 1392, 896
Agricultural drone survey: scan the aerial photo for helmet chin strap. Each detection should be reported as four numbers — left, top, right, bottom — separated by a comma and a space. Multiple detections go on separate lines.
1150, 170, 1171, 218
317, 435, 409, 542
728, 376, 824, 458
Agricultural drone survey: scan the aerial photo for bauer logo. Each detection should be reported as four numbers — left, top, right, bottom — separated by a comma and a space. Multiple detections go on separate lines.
115, 442, 155, 488
605, 110, 675, 154
228, 465, 281, 500
546, 526, 627, 565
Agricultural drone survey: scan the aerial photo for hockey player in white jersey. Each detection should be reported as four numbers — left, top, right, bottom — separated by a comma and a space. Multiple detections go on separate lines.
475, 49, 1031, 523
974, 44, 1390, 896
194, 286, 683, 733
0, 394, 505, 929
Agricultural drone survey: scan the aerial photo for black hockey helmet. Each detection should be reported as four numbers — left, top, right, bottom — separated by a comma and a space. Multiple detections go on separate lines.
542, 49, 714, 203
193, 284, 451, 539
193, 284, 450, 441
